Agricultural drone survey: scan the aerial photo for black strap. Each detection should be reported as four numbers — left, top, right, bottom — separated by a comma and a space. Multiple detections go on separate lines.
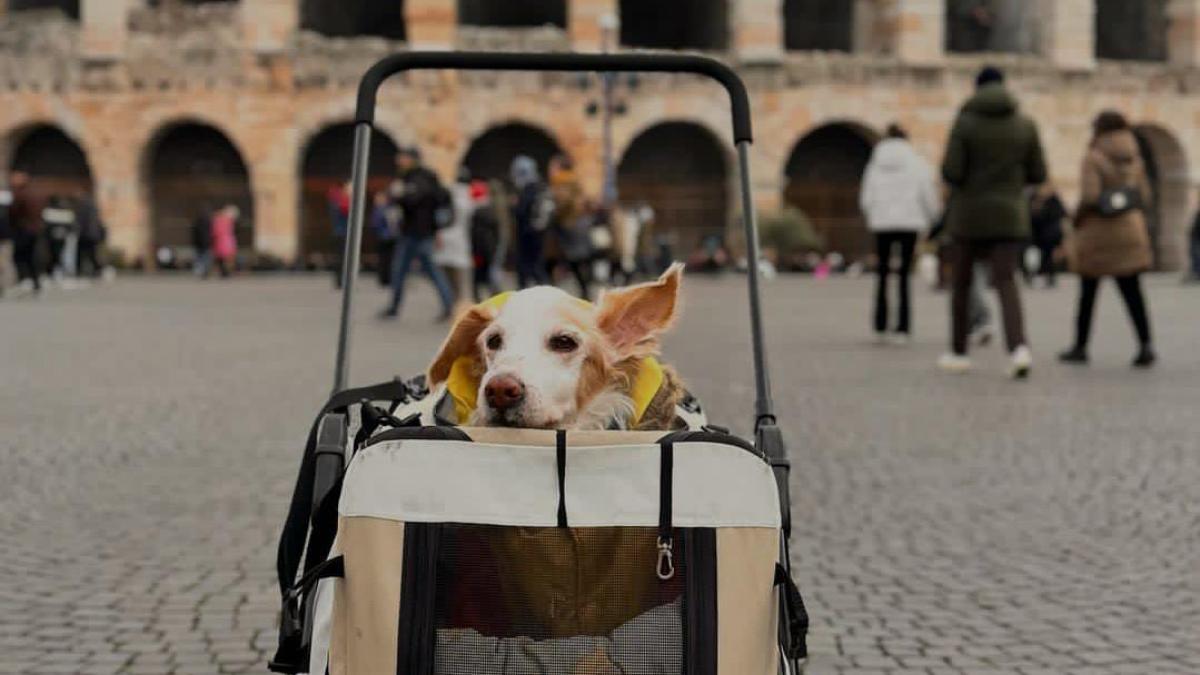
276, 379, 411, 597
774, 564, 809, 660
556, 429, 568, 527
658, 439, 673, 544
268, 555, 345, 674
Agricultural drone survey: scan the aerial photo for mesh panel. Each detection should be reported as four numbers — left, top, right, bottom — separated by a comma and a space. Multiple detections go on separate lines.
431, 525, 686, 674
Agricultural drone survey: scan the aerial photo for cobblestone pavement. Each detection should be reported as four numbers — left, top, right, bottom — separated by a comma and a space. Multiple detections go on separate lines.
1, 273, 1197, 674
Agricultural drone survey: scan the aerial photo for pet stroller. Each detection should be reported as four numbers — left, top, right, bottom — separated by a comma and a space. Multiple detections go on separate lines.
270, 52, 808, 675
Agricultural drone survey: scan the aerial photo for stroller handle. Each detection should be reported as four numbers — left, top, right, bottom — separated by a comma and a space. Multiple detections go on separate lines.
338, 51, 776, 432
354, 51, 752, 143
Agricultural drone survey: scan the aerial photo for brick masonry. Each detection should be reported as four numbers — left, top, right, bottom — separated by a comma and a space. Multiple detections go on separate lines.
0, 0, 1197, 269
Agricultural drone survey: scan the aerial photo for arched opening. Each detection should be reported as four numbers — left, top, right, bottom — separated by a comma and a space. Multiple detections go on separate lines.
461, 123, 562, 184
8, 0, 79, 19
300, 0, 406, 40
945, 0, 1039, 54
145, 123, 253, 255
619, 0, 727, 50
784, 0, 853, 52
300, 123, 399, 266
617, 122, 729, 257
783, 123, 876, 261
458, 0, 566, 27
1096, 0, 1168, 61
7, 124, 93, 199
1134, 125, 1189, 270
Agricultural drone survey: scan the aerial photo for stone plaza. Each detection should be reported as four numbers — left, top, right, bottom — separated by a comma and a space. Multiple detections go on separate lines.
1, 273, 1196, 674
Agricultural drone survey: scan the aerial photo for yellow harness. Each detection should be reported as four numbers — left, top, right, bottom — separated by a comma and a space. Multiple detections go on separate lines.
443, 292, 665, 427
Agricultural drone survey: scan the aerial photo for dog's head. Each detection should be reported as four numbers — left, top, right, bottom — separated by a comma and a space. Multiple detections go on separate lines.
427, 263, 683, 429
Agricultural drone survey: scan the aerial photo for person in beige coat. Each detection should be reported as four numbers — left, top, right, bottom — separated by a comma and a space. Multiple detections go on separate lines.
1060, 111, 1156, 367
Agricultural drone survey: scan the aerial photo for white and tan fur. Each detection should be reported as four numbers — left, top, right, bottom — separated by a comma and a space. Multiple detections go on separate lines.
427, 264, 685, 430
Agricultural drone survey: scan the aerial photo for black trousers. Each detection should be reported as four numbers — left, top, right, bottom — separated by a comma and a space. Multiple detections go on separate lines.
873, 231, 917, 334
1072, 274, 1152, 348
13, 233, 40, 291
951, 240, 1026, 355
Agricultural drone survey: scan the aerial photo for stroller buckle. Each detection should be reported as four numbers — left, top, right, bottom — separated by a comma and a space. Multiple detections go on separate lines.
656, 536, 675, 580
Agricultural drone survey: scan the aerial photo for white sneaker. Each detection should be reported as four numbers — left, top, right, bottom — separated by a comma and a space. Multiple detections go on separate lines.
888, 333, 912, 347
1009, 345, 1033, 379
937, 353, 971, 373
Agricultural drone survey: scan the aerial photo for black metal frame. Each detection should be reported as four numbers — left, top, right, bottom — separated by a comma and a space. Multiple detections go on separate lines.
333, 52, 801, 670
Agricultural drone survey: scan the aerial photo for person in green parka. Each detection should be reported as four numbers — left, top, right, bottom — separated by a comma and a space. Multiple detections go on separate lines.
939, 65, 1048, 378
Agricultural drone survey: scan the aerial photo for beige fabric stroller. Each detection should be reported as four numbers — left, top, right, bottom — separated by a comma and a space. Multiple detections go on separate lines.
270, 52, 808, 675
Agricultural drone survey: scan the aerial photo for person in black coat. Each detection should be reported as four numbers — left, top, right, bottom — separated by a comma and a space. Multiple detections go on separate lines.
380, 146, 454, 320
1028, 183, 1066, 287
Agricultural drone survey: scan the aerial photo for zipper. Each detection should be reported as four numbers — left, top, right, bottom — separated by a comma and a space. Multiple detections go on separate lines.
397, 524, 439, 674
683, 529, 717, 675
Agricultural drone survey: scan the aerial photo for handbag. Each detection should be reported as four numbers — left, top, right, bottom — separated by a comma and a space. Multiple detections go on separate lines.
1095, 186, 1142, 218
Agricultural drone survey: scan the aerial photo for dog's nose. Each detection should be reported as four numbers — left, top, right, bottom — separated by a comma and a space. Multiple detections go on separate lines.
484, 375, 525, 411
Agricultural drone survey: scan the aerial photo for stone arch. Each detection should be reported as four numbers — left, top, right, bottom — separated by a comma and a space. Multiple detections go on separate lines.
8, 0, 79, 19
458, 0, 566, 27
945, 0, 1039, 54
617, 121, 730, 256
1096, 0, 1168, 61
299, 123, 400, 265
6, 123, 93, 199
783, 122, 878, 261
460, 122, 563, 184
1133, 124, 1190, 269
784, 0, 853, 52
619, 0, 728, 50
143, 121, 254, 255
300, 0, 406, 39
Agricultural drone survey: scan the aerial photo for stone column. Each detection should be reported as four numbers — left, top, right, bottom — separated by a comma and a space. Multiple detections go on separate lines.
877, 0, 944, 64
406, 0, 456, 49
81, 0, 130, 60
1168, 0, 1200, 66
733, 0, 783, 62
1039, 0, 1095, 70
241, 0, 298, 54
569, 0, 619, 52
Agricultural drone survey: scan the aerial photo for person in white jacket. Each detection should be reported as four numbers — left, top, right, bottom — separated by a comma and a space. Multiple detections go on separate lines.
859, 124, 941, 343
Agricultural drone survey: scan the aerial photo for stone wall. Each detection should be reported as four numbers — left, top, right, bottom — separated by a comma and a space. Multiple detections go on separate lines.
0, 0, 1196, 269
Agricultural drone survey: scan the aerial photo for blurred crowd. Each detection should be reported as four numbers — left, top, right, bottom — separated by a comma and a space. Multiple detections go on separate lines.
0, 171, 109, 299
324, 146, 666, 321
860, 65, 1196, 377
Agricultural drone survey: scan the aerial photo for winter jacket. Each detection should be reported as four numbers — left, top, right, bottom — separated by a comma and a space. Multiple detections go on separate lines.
1070, 129, 1153, 278
389, 166, 443, 239
942, 83, 1048, 241
211, 212, 237, 261
859, 138, 941, 233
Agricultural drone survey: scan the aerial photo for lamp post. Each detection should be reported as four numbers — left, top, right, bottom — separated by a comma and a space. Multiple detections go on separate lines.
579, 13, 638, 208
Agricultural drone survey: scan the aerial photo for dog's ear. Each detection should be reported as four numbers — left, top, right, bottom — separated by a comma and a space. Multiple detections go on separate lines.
427, 305, 495, 387
596, 262, 683, 359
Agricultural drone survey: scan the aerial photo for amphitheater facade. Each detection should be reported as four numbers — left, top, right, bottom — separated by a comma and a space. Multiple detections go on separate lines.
1, 0, 1197, 269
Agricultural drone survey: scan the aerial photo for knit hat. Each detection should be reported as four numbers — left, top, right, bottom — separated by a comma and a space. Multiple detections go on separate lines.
975, 65, 1005, 88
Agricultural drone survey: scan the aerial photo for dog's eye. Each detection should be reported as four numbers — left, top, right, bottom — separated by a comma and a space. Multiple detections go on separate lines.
486, 333, 503, 351
548, 334, 579, 353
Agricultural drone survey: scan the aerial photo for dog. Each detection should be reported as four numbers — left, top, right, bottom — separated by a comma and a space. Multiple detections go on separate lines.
426, 263, 691, 431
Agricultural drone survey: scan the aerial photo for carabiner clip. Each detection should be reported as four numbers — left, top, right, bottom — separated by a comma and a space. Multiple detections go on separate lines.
656, 536, 675, 580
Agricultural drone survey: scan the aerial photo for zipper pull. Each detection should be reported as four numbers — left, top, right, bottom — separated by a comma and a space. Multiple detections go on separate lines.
656, 536, 675, 580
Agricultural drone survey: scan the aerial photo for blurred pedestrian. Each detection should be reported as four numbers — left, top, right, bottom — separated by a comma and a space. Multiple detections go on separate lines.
191, 206, 214, 278
42, 195, 77, 281
75, 190, 106, 279
379, 146, 454, 321
859, 123, 940, 344
211, 204, 239, 278
8, 172, 41, 294
469, 179, 502, 301
435, 168, 475, 306
0, 181, 13, 297
511, 155, 551, 289
1187, 198, 1200, 283
1059, 110, 1157, 368
547, 155, 592, 300
1028, 182, 1066, 288
939, 66, 1046, 377
327, 180, 350, 289
370, 190, 401, 287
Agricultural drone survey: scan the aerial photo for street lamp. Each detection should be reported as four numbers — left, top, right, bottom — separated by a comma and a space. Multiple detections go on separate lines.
578, 12, 639, 208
